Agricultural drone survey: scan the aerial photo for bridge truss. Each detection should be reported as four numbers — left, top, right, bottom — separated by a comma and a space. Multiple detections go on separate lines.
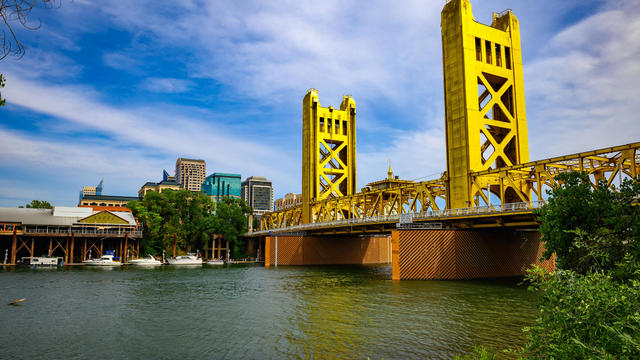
260, 142, 640, 232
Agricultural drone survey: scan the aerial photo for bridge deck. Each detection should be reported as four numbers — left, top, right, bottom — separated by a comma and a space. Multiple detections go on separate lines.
250, 201, 541, 236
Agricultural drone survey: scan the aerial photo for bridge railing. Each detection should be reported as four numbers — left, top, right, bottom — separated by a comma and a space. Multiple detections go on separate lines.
23, 226, 142, 236
253, 200, 544, 235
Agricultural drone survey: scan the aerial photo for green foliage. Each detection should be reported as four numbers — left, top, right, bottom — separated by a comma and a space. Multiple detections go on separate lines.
454, 346, 498, 360
127, 190, 251, 257
535, 172, 640, 273
0, 74, 5, 107
213, 197, 252, 258
25, 199, 52, 208
522, 267, 640, 360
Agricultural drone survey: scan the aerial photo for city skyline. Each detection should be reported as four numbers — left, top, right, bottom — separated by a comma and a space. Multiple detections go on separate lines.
2, 0, 640, 207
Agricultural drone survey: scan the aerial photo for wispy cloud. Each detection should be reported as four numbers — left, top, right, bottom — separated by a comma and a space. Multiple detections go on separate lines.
525, 0, 640, 159
139, 77, 195, 94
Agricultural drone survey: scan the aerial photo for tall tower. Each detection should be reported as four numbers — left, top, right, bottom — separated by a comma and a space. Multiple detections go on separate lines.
175, 158, 206, 192
441, 0, 529, 209
302, 89, 357, 223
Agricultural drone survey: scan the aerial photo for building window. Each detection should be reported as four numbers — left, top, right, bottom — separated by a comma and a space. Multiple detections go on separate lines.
475, 37, 482, 61
504, 46, 512, 69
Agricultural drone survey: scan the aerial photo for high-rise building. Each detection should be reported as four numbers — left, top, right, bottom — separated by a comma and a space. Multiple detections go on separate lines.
79, 179, 104, 203
162, 169, 176, 182
275, 193, 302, 211
202, 173, 242, 202
175, 158, 206, 192
241, 176, 274, 216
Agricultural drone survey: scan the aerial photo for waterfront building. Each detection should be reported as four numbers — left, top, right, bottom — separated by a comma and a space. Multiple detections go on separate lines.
175, 158, 206, 192
0, 206, 141, 264
275, 193, 302, 211
361, 165, 414, 192
78, 195, 139, 210
241, 176, 274, 216
202, 173, 242, 202
138, 170, 181, 198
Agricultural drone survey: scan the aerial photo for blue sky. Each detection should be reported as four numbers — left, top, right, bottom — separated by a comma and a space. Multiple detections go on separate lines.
1, 0, 639, 207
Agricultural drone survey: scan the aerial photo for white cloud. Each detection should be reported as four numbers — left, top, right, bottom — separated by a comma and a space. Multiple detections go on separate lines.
525, 0, 640, 159
2, 73, 299, 198
139, 77, 195, 93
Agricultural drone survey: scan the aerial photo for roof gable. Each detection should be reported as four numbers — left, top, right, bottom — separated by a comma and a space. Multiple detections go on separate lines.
77, 210, 129, 225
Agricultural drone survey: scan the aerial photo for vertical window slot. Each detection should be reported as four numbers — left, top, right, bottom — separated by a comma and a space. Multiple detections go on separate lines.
319, 117, 325, 132
475, 37, 482, 61
495, 44, 502, 67
485, 40, 492, 64
327, 118, 332, 133
504, 46, 511, 69
335, 119, 339, 134
342, 121, 347, 135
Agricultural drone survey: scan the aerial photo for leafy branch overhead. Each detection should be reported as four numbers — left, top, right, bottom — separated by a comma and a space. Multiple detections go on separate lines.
0, 0, 59, 60
0, 74, 4, 106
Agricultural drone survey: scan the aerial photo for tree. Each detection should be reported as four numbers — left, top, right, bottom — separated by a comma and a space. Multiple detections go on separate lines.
0, 74, 5, 106
23, 199, 52, 208
535, 171, 640, 274
213, 197, 252, 257
1, 0, 60, 105
1, 0, 58, 60
127, 192, 252, 258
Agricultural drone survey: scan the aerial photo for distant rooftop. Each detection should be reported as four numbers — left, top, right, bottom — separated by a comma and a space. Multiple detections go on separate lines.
177, 158, 205, 163
209, 173, 241, 178
81, 195, 140, 201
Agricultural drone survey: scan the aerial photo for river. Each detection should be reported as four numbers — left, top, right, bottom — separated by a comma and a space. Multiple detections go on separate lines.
0, 264, 537, 359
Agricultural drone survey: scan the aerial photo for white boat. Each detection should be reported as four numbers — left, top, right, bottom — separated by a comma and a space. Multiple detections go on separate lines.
206, 258, 224, 265
166, 254, 203, 265
128, 255, 162, 266
18, 256, 64, 267
84, 254, 122, 266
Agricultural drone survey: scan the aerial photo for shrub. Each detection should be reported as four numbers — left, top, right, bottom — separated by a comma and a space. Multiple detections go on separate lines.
522, 267, 640, 360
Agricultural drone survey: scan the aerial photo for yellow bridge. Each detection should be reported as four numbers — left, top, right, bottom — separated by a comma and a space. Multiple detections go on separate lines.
252, 0, 640, 280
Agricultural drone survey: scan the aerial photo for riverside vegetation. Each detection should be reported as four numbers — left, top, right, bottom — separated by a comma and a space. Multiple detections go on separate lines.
127, 190, 252, 258
458, 172, 640, 360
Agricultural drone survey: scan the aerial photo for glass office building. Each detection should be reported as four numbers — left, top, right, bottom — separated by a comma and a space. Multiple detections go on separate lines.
202, 173, 242, 202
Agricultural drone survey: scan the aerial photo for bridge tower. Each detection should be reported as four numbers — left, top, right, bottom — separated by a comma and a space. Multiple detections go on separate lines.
441, 0, 529, 209
302, 89, 357, 224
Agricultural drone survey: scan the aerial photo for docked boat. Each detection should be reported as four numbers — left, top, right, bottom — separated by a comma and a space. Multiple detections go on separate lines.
128, 255, 162, 266
206, 258, 224, 265
18, 256, 64, 267
84, 254, 122, 266
166, 254, 203, 265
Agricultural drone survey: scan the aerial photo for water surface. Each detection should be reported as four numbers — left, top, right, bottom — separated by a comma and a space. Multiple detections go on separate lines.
0, 265, 536, 359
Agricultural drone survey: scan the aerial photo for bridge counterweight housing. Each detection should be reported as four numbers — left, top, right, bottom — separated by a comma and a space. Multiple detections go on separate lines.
302, 89, 357, 224
442, 0, 530, 208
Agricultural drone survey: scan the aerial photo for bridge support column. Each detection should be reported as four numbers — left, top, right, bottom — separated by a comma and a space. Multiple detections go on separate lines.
265, 235, 390, 266
392, 229, 554, 280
